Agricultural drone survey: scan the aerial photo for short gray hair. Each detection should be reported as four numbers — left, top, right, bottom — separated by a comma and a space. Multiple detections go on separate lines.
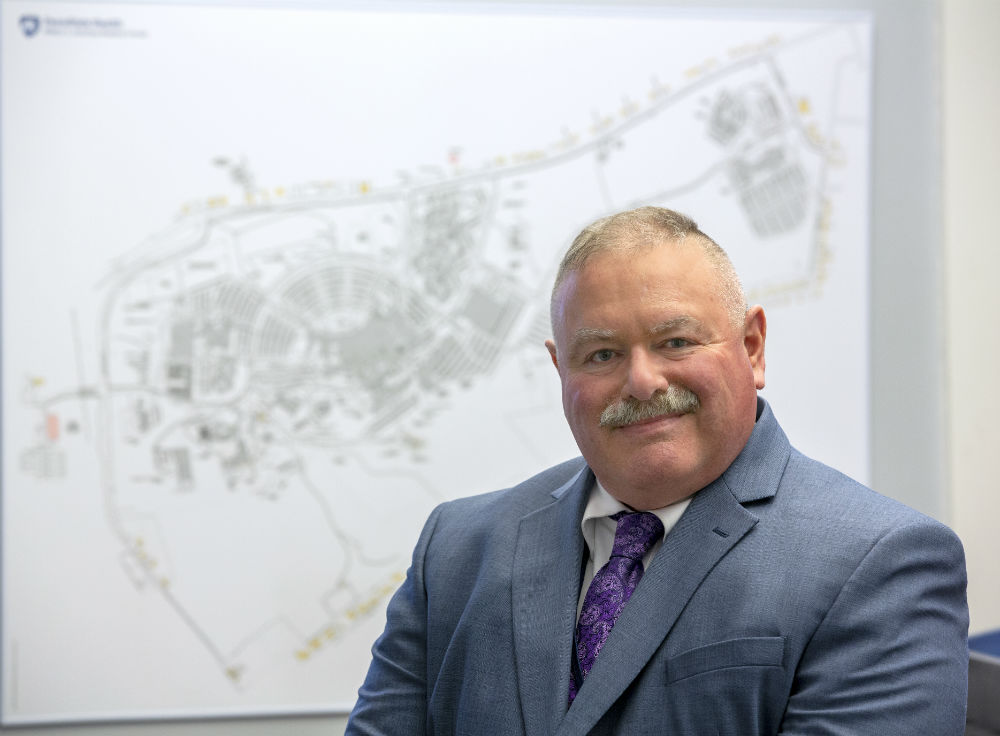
550, 206, 747, 330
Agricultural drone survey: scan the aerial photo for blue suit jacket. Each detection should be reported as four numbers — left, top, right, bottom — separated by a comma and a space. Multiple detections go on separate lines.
347, 400, 969, 735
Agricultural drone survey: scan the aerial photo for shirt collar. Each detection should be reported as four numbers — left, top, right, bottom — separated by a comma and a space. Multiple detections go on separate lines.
579, 478, 691, 556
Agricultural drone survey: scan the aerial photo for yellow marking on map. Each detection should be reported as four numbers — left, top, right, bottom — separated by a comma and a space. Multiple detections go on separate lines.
818, 199, 832, 230
553, 130, 580, 151
807, 123, 825, 146
292, 574, 405, 663
589, 115, 613, 134
684, 57, 719, 79
512, 150, 545, 164
727, 37, 780, 59
648, 84, 671, 100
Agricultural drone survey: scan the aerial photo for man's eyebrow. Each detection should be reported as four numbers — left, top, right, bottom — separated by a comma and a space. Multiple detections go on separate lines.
648, 316, 702, 335
568, 327, 617, 352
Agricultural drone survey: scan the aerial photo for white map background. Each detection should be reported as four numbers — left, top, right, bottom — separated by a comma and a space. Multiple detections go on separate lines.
1, 1, 871, 723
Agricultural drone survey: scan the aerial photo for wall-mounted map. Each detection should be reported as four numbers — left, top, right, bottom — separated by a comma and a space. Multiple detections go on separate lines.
1, 1, 871, 723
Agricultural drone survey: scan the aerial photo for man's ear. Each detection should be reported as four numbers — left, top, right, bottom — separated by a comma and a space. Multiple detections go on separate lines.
744, 306, 766, 390
545, 339, 559, 370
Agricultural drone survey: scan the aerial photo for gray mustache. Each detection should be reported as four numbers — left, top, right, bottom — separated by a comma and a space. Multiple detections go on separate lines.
600, 387, 700, 428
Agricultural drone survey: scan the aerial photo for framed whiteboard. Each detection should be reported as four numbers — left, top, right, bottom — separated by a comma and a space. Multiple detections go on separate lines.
1, 1, 871, 723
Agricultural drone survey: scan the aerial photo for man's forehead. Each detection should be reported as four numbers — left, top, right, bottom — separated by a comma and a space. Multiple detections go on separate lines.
549, 239, 726, 339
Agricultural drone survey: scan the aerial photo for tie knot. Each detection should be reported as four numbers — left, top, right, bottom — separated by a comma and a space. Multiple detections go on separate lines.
610, 511, 664, 561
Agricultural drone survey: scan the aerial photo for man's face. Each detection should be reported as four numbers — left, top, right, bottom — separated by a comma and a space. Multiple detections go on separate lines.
545, 241, 766, 510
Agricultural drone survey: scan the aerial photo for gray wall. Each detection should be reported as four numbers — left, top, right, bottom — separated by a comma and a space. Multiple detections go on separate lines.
944, 0, 1000, 637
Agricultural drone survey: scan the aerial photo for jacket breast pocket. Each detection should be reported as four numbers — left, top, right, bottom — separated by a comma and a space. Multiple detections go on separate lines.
665, 636, 785, 684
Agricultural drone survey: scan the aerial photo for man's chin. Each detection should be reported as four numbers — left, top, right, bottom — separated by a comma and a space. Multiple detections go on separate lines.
594, 455, 702, 509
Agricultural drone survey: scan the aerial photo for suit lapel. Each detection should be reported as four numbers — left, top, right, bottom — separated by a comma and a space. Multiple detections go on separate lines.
556, 476, 760, 735
512, 465, 591, 736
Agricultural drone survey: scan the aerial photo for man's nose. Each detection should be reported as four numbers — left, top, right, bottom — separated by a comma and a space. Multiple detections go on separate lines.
622, 350, 669, 401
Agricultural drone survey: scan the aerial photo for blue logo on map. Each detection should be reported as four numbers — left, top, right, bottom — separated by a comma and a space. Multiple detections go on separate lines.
19, 15, 41, 37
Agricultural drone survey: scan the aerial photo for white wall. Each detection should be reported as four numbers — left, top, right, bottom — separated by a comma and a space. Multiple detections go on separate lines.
943, 0, 1000, 636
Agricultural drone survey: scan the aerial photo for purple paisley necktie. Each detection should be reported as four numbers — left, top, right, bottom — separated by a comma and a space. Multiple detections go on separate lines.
569, 510, 664, 703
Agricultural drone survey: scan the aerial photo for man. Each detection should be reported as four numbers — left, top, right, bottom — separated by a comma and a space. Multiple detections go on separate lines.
346, 207, 969, 735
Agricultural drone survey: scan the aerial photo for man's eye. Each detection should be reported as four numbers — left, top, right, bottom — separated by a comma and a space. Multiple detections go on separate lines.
664, 338, 690, 348
590, 349, 616, 363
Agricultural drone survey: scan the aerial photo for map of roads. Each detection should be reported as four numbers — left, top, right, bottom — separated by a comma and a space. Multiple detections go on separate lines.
1, 2, 871, 722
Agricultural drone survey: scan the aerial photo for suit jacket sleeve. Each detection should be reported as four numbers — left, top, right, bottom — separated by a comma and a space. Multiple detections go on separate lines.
345, 504, 442, 736
779, 518, 969, 735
